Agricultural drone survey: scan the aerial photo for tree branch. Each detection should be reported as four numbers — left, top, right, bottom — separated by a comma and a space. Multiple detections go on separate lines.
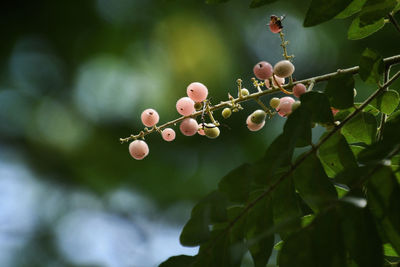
120, 55, 400, 143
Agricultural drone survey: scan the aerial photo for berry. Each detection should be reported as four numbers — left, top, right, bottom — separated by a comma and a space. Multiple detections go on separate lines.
331, 107, 339, 116
187, 82, 208, 102
129, 140, 149, 160
179, 118, 198, 136
194, 102, 203, 111
241, 88, 250, 96
162, 128, 176, 142
176, 97, 195, 116
265, 75, 285, 88
273, 60, 295, 78
269, 15, 283, 33
198, 128, 205, 135
270, 97, 280, 109
276, 96, 295, 117
204, 124, 220, 139
250, 109, 266, 124
141, 108, 159, 127
291, 101, 301, 112
293, 83, 306, 98
222, 108, 232, 119
253, 61, 273, 80
246, 115, 265, 131
269, 23, 282, 33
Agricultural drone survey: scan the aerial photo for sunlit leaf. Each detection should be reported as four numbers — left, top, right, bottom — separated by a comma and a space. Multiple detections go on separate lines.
348, 17, 385, 40
370, 90, 400, 114
359, 0, 397, 25
318, 131, 358, 177
342, 112, 377, 145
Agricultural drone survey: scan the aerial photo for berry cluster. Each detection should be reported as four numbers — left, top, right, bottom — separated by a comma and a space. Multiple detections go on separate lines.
123, 15, 313, 160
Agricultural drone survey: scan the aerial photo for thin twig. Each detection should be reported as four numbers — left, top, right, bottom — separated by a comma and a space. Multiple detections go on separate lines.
120, 55, 400, 143
388, 13, 400, 34
377, 65, 391, 141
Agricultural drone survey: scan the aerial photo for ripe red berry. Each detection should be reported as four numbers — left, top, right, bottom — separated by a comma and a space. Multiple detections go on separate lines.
176, 97, 195, 116
253, 61, 273, 80
293, 83, 306, 98
269, 15, 283, 33
187, 82, 208, 102
141, 109, 159, 127
276, 96, 295, 117
179, 118, 199, 136
129, 140, 149, 160
162, 128, 176, 142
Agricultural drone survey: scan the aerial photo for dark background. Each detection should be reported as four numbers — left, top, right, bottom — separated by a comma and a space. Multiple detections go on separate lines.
0, 0, 399, 266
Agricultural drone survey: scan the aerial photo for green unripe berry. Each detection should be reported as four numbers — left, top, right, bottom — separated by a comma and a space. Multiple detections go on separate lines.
291, 101, 301, 112
270, 97, 280, 109
250, 110, 266, 124
241, 88, 250, 96
194, 102, 203, 111
204, 124, 220, 139
222, 108, 232, 119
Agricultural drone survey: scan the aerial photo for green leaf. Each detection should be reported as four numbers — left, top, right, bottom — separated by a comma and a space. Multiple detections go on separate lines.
348, 17, 386, 40
350, 144, 365, 157
300, 91, 334, 124
293, 153, 338, 212
339, 200, 384, 267
359, 0, 397, 25
245, 190, 274, 267
218, 164, 252, 203
359, 48, 384, 84
195, 227, 246, 267
278, 209, 347, 267
272, 176, 302, 239
180, 191, 228, 246
274, 240, 284, 251
325, 73, 355, 109
384, 243, 400, 257
335, 184, 349, 198
159, 255, 196, 267
205, 0, 230, 4
335, 0, 367, 19
342, 112, 377, 145
318, 131, 358, 177
367, 166, 400, 255
283, 106, 312, 147
301, 214, 315, 227
249, 0, 278, 8
303, 0, 352, 27
370, 90, 400, 114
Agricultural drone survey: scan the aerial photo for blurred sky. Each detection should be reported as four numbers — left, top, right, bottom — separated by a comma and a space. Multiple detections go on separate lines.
0, 0, 399, 266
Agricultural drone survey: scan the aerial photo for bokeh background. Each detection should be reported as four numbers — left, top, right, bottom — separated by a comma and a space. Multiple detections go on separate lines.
0, 0, 399, 266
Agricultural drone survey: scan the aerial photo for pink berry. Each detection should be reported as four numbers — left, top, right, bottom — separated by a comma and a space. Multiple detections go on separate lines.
331, 107, 339, 116
265, 75, 285, 88
179, 118, 199, 136
269, 23, 282, 33
141, 109, 159, 127
129, 140, 149, 160
198, 123, 206, 135
176, 97, 195, 116
253, 61, 273, 80
187, 82, 208, 102
162, 128, 176, 142
276, 96, 295, 117
293, 83, 307, 98
246, 115, 265, 131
